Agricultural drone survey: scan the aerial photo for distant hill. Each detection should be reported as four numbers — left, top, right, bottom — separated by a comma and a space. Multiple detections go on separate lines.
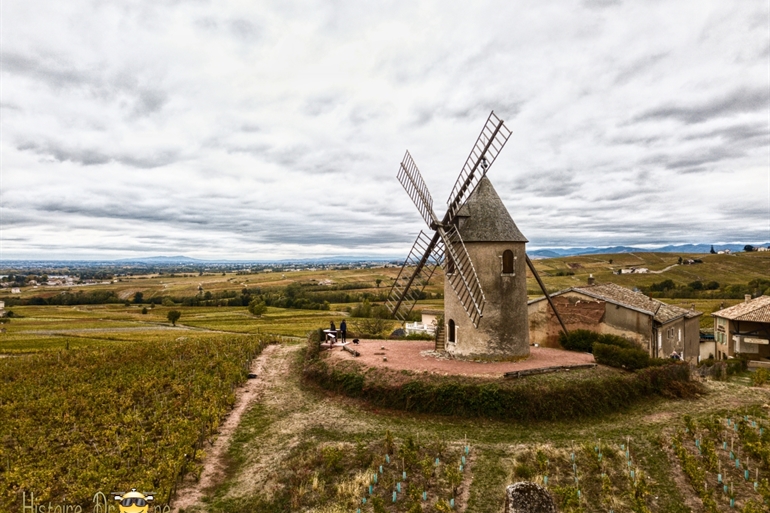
529, 243, 770, 259
114, 255, 202, 264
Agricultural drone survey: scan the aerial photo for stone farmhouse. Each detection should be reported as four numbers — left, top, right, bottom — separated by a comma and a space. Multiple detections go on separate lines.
711, 295, 770, 361
528, 281, 702, 362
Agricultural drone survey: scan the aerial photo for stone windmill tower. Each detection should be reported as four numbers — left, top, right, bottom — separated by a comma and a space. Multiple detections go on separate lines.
387, 112, 567, 361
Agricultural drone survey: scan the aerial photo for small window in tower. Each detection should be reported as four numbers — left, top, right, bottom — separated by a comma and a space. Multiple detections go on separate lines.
448, 319, 456, 343
502, 250, 515, 275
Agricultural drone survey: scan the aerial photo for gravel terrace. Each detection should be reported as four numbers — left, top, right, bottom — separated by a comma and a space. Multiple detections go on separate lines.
326, 339, 595, 378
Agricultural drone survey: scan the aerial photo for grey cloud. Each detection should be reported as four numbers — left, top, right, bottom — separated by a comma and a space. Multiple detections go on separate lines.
18, 140, 180, 169
303, 94, 342, 116
583, 0, 622, 8
407, 97, 524, 128
36, 201, 178, 224
641, 146, 745, 171
228, 19, 261, 41
118, 150, 180, 169
194, 16, 261, 42
634, 87, 769, 124
3, 51, 169, 118
516, 170, 582, 198
19, 141, 110, 166
134, 89, 169, 116
683, 123, 769, 145
1, 51, 91, 88
614, 53, 668, 85
611, 134, 665, 147
240, 123, 261, 133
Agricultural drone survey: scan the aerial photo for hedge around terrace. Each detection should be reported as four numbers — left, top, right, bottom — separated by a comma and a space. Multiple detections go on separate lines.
302, 343, 701, 421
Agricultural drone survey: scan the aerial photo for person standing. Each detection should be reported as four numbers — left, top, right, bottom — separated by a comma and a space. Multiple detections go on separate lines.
340, 319, 347, 343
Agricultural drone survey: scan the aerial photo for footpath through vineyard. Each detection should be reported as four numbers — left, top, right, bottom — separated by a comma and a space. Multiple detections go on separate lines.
174, 343, 406, 512
172, 343, 280, 512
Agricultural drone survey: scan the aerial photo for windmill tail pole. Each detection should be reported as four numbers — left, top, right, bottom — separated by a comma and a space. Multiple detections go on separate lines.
526, 254, 569, 336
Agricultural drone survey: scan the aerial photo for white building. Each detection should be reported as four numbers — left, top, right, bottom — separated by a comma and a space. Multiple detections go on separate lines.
405, 309, 442, 336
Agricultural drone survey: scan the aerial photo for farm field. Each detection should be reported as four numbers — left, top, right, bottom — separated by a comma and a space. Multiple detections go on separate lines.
0, 304, 348, 353
4, 251, 768, 306
0, 333, 272, 512
526, 251, 770, 294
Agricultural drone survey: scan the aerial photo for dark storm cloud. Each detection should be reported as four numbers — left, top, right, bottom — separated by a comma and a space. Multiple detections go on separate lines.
634, 87, 769, 124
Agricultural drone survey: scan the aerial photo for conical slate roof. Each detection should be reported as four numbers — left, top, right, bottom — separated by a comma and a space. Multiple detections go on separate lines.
455, 176, 528, 242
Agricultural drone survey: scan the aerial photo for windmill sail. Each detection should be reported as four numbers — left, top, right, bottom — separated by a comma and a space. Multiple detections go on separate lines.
389, 111, 515, 332
386, 231, 443, 321
445, 111, 512, 222
397, 150, 438, 227
440, 225, 485, 327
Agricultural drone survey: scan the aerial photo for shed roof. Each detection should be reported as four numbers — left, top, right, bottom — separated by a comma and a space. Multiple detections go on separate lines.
712, 296, 770, 323
529, 282, 702, 324
455, 176, 528, 242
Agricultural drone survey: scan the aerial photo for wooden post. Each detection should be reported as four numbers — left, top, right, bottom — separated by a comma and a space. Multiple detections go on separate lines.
526, 255, 568, 335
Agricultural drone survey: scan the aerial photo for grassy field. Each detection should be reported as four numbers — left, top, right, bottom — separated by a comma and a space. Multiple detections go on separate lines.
189, 344, 770, 513
527, 251, 770, 294
0, 304, 337, 352
5, 251, 767, 301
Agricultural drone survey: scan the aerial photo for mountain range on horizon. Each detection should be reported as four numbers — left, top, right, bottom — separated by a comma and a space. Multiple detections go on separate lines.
100, 242, 770, 262
527, 242, 770, 259
4, 242, 768, 265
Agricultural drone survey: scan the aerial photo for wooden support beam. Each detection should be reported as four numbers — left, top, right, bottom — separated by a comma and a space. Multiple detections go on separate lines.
526, 254, 569, 336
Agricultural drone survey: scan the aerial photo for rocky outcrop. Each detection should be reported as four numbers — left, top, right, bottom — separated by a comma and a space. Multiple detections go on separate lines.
505, 482, 558, 513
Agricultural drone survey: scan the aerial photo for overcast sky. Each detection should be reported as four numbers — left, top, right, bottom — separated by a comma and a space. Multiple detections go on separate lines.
1, 0, 769, 260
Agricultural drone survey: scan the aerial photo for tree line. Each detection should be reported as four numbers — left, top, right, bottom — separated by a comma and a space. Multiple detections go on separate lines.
642, 278, 770, 299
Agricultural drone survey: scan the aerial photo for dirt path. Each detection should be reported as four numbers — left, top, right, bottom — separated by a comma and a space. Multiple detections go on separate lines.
215, 344, 377, 502
172, 343, 280, 512
649, 264, 679, 274
177, 343, 394, 511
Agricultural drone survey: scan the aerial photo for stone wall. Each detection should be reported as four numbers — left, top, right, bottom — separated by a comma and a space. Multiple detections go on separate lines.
445, 241, 529, 360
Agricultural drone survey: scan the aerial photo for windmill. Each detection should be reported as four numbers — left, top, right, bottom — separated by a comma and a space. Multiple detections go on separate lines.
387, 111, 567, 359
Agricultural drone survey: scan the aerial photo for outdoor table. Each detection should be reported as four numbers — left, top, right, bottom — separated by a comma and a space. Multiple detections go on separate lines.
323, 329, 339, 345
